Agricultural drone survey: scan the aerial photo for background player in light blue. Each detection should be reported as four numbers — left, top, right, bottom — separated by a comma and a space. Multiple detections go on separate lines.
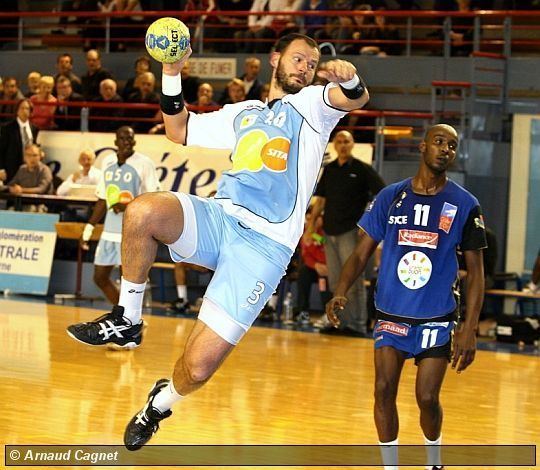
73, 126, 159, 310
67, 33, 370, 449
327, 124, 487, 470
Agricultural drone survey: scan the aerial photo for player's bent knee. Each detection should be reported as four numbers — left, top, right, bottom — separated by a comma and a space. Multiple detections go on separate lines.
181, 355, 216, 385
125, 192, 182, 235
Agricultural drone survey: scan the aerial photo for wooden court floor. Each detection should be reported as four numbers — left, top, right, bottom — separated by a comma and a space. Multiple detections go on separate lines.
0, 298, 538, 470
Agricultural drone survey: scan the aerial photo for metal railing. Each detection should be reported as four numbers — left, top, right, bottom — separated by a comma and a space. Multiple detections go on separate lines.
0, 9, 539, 57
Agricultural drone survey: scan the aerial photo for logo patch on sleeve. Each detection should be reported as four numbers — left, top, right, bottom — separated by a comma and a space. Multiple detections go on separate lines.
474, 214, 485, 229
439, 202, 458, 233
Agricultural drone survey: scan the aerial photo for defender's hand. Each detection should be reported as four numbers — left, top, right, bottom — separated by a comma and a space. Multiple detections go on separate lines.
325, 296, 348, 327
451, 323, 477, 373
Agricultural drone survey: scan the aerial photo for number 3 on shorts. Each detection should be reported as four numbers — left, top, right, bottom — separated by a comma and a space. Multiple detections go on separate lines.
421, 328, 438, 349
247, 281, 265, 305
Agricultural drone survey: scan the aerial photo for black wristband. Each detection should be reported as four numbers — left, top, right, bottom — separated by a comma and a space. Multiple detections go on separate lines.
160, 92, 185, 115
339, 75, 367, 100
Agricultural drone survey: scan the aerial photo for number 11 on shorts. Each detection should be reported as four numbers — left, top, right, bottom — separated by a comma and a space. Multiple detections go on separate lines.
421, 328, 438, 349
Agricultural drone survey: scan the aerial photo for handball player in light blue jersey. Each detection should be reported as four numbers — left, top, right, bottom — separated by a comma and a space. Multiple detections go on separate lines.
68, 33, 369, 449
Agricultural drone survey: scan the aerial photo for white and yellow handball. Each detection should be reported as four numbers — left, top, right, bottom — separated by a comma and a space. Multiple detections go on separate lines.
145, 17, 190, 63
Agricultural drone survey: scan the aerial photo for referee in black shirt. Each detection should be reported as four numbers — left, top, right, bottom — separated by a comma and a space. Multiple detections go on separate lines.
307, 130, 385, 336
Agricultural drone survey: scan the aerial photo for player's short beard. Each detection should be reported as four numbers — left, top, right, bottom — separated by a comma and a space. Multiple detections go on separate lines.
275, 59, 307, 94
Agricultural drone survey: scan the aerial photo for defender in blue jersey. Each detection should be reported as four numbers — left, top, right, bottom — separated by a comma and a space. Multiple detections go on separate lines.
327, 124, 486, 470
66, 33, 370, 449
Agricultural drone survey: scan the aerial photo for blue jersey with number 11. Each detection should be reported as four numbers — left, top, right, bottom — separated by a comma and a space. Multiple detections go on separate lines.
359, 178, 486, 321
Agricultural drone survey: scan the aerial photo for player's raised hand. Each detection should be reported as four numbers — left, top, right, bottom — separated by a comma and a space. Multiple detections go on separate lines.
451, 323, 477, 373
162, 46, 193, 76
325, 295, 348, 327
317, 59, 357, 84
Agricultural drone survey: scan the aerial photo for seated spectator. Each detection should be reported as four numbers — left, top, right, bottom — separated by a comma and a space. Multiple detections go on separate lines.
25, 71, 42, 98
89, 79, 124, 133
433, 0, 477, 56
449, 0, 475, 57
259, 83, 271, 102
0, 168, 6, 192
56, 149, 101, 196
192, 82, 219, 112
204, 0, 251, 53
218, 57, 263, 103
0, 99, 39, 182
81, 49, 114, 100
8, 143, 53, 196
30, 76, 57, 130
122, 55, 151, 100
235, 0, 302, 53
241, 57, 263, 100
54, 53, 83, 95
56, 0, 100, 32
220, 78, 246, 105
54, 76, 84, 131
100, 0, 144, 52
333, 3, 373, 54
301, 0, 329, 39
360, 7, 401, 56
126, 71, 160, 133
0, 77, 25, 123
180, 61, 201, 104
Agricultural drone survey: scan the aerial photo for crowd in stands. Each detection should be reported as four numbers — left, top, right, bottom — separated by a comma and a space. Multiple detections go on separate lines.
3, 0, 537, 57
0, 52, 271, 135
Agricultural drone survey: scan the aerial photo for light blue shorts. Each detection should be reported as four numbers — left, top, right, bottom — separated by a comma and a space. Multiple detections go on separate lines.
167, 192, 292, 343
94, 239, 121, 266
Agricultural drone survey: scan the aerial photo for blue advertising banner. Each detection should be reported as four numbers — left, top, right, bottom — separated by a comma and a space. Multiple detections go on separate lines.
0, 211, 60, 295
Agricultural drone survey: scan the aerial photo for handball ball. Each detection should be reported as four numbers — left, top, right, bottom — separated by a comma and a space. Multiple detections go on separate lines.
145, 17, 190, 63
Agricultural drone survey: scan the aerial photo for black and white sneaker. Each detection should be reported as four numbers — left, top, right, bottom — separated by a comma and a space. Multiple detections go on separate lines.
124, 378, 172, 450
169, 297, 190, 314
66, 306, 143, 350
425, 466, 444, 470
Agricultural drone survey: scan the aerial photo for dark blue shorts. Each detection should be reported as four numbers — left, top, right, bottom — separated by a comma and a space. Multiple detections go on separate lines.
373, 319, 455, 365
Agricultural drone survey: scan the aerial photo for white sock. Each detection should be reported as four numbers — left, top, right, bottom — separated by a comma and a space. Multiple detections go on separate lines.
176, 284, 187, 300
118, 277, 146, 324
424, 434, 442, 468
379, 438, 398, 469
152, 379, 184, 412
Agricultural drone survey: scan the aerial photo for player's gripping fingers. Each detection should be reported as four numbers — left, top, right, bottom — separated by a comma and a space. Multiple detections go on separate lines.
325, 296, 347, 327
317, 59, 356, 84
163, 46, 193, 75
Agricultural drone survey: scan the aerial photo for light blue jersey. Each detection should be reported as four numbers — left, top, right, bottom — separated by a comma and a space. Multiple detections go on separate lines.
96, 152, 160, 242
186, 84, 348, 250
